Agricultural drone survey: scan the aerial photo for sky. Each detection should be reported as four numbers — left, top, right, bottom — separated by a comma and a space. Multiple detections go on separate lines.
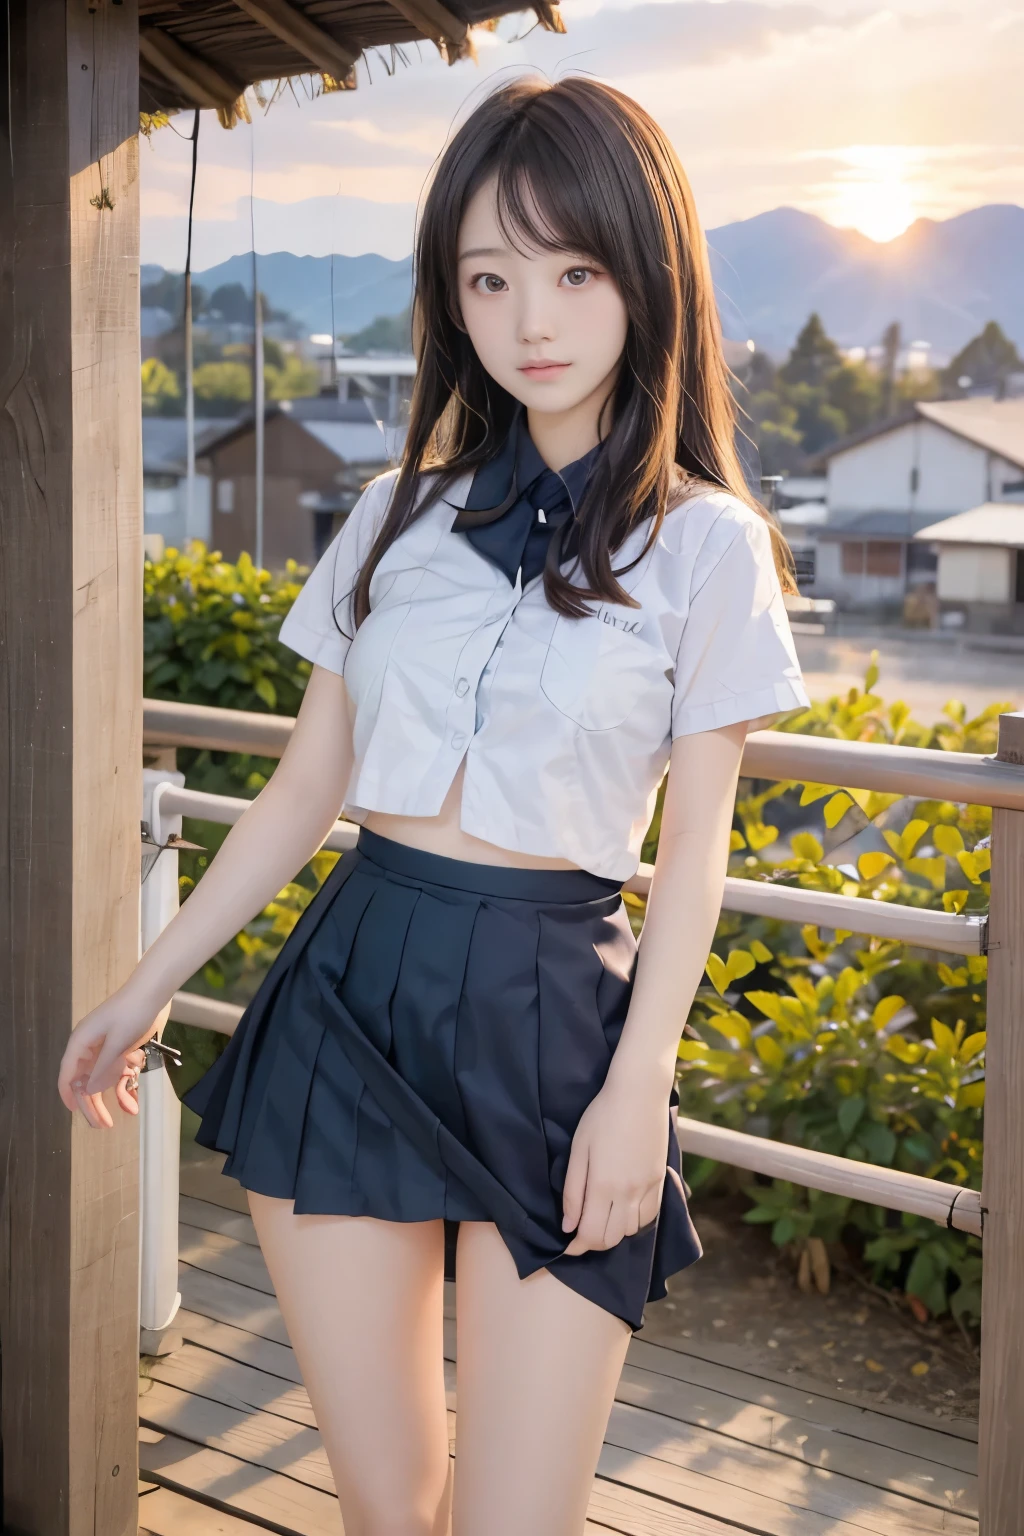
140, 0, 1024, 271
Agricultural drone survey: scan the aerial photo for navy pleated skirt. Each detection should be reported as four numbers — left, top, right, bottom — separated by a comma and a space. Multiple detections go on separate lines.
182, 826, 702, 1331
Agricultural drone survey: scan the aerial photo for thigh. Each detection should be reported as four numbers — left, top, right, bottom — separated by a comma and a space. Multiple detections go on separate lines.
451, 1221, 630, 1536
248, 1193, 451, 1536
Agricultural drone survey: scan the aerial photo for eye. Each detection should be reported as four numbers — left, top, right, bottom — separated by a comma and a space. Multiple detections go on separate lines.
470, 273, 508, 294
561, 266, 594, 288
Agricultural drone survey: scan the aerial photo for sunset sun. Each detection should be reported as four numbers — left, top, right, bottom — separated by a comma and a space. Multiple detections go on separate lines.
827, 146, 920, 242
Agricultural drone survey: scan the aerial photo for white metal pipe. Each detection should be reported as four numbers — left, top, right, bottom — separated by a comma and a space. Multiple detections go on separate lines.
139, 771, 185, 1342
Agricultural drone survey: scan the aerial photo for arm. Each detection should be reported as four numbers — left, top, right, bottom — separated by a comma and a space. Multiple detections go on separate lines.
58, 664, 355, 1125
561, 719, 747, 1254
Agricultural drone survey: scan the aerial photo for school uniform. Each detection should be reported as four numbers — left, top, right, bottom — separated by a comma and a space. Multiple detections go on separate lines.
183, 414, 809, 1332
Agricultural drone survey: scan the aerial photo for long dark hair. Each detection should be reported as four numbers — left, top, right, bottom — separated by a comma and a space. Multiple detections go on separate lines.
351, 75, 795, 627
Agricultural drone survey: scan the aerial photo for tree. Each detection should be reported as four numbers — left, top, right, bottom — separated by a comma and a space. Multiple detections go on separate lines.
193, 360, 252, 405
941, 321, 1022, 396
778, 313, 843, 389
880, 320, 901, 418
141, 356, 180, 415
266, 355, 320, 400
342, 306, 412, 353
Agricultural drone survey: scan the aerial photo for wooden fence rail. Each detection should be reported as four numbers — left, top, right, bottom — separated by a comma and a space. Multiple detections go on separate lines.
144, 699, 1024, 1533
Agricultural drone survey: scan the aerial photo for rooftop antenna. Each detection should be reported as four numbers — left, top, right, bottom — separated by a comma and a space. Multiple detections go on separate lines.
183, 109, 200, 545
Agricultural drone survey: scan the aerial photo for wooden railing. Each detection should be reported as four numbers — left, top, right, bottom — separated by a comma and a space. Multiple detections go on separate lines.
142, 699, 1024, 1530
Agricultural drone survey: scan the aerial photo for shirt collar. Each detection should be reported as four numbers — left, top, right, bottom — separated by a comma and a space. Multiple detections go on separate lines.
457, 407, 604, 525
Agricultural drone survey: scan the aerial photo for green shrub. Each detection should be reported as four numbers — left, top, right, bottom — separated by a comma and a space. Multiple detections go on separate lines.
643, 653, 1004, 1328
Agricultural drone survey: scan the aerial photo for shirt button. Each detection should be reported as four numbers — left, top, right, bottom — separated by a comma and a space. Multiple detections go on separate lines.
455, 677, 470, 697
451, 732, 467, 750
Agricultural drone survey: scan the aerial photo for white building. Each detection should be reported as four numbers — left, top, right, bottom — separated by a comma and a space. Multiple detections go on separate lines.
914, 504, 1024, 633
806, 399, 1024, 611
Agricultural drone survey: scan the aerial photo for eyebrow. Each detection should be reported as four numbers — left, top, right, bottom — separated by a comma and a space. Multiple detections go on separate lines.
457, 246, 508, 261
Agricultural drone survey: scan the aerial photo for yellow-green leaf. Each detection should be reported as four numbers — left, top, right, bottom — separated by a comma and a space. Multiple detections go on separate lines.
711, 1011, 752, 1049
942, 889, 969, 914
799, 782, 835, 806
749, 938, 774, 964
857, 851, 894, 881
931, 1019, 958, 1056
864, 652, 880, 692
755, 1035, 785, 1070
745, 821, 779, 851
871, 994, 906, 1032
725, 949, 757, 984
791, 831, 824, 862
906, 855, 946, 890
933, 824, 965, 856
824, 791, 854, 829
677, 1039, 710, 1062
959, 1031, 986, 1065
956, 847, 991, 884
956, 1080, 986, 1109
729, 829, 747, 851
704, 953, 729, 997
745, 990, 787, 1025
886, 1033, 925, 1065
937, 962, 968, 988
898, 819, 930, 860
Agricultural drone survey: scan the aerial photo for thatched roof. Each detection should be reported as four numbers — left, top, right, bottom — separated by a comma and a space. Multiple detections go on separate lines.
139, 0, 565, 123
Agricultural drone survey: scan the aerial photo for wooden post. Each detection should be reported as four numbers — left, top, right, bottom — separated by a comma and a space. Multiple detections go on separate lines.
979, 709, 1024, 1533
0, 3, 142, 1533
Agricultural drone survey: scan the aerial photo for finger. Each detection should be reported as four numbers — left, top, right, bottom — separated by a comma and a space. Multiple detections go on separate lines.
58, 1038, 102, 1110
638, 1185, 663, 1229
71, 1080, 110, 1130
563, 1185, 612, 1256
561, 1141, 590, 1233
601, 1198, 636, 1251
85, 1049, 132, 1097
114, 1074, 140, 1116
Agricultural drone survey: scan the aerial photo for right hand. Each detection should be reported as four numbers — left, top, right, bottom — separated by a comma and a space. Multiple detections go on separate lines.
57, 990, 163, 1130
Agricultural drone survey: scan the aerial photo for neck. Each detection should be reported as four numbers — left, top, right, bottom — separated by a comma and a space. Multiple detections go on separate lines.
526, 373, 616, 472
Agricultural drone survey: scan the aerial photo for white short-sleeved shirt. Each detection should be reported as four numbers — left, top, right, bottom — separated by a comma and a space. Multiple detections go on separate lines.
278, 467, 810, 880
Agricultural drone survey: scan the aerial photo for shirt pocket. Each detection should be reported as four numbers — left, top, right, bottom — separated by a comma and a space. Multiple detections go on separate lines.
540, 613, 654, 731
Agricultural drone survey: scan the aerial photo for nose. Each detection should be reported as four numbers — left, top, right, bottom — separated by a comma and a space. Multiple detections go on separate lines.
515, 280, 557, 347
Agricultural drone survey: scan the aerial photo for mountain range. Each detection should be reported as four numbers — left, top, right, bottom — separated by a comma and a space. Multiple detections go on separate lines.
142, 203, 1024, 359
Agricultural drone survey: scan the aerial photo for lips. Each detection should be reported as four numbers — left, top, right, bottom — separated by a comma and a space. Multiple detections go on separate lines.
518, 360, 570, 378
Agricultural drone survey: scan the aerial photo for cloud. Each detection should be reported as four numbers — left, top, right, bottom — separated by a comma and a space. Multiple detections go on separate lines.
140, 0, 1024, 266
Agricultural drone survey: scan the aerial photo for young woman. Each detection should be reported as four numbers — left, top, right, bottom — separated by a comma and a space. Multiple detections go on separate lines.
60, 76, 808, 1536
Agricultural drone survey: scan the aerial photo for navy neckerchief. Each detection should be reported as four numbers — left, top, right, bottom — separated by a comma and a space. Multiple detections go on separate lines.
451, 412, 604, 589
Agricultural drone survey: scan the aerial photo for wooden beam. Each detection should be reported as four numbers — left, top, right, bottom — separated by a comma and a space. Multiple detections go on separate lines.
139, 26, 246, 111
0, 1, 142, 1531
386, 0, 470, 58
229, 0, 359, 85
979, 709, 1024, 1533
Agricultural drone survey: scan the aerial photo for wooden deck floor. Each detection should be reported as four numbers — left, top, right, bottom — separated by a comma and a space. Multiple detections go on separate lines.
139, 1143, 979, 1535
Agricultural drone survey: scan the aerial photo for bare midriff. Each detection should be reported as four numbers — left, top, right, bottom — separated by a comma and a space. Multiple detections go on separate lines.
360, 756, 582, 870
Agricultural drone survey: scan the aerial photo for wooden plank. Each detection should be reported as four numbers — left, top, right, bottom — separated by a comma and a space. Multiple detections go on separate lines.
613, 1362, 976, 1516
600, 1402, 977, 1536
180, 1222, 275, 1293
979, 710, 1024, 1534
179, 1143, 252, 1214
139, 1378, 336, 1493
624, 1338, 979, 1470
181, 1193, 260, 1246
0, 4, 142, 1533
138, 1427, 342, 1535
630, 1334, 979, 1445
144, 1341, 318, 1428
179, 1262, 292, 1347
588, 1479, 774, 1536
138, 1484, 279, 1534
229, 0, 359, 78
175, 1307, 303, 1383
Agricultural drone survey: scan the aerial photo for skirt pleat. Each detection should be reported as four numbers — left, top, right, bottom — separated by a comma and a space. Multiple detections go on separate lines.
183, 829, 702, 1331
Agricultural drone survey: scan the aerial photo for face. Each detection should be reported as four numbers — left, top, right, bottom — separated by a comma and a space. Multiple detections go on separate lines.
456, 176, 629, 432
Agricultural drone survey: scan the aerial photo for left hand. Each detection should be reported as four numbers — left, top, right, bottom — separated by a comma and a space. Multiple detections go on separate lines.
560, 1068, 670, 1256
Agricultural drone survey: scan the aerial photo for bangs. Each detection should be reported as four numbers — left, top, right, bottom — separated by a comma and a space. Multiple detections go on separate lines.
483, 116, 619, 269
